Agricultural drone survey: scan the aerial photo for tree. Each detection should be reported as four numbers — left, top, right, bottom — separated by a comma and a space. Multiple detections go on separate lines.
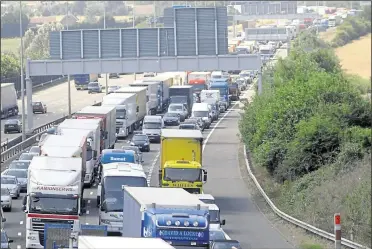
97, 14, 117, 28
1, 52, 21, 79
0, 9, 29, 38
71, 1, 87, 16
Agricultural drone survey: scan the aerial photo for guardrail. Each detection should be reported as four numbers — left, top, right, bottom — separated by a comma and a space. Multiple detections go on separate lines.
243, 146, 370, 249
1, 101, 102, 163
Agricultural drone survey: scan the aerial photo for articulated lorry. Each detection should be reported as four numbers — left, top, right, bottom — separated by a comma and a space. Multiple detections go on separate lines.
169, 85, 194, 117
129, 81, 159, 115
73, 106, 116, 149
122, 187, 210, 248
114, 86, 147, 119
142, 73, 173, 113
97, 163, 147, 235
24, 156, 84, 249
228, 83, 240, 101
74, 74, 98, 90
101, 93, 143, 139
1, 83, 18, 119
188, 72, 210, 95
209, 79, 230, 112
200, 90, 220, 121
159, 129, 207, 194
78, 236, 176, 249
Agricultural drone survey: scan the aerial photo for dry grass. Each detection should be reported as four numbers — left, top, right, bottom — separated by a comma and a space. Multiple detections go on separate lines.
318, 27, 337, 42
335, 34, 371, 79
1, 37, 20, 54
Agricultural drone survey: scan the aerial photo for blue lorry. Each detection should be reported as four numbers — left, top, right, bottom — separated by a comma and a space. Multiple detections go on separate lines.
122, 187, 210, 249
74, 74, 98, 90
98, 149, 136, 177
209, 79, 230, 112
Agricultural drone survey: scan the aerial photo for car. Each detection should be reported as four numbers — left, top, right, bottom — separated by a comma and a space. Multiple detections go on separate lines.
143, 72, 156, 77
18, 153, 38, 161
167, 103, 188, 122
185, 117, 205, 131
210, 240, 243, 249
7, 160, 30, 171
179, 123, 199, 130
32, 101, 47, 114
3, 120, 22, 134
121, 146, 144, 164
2, 169, 27, 192
88, 82, 103, 94
209, 228, 228, 241
196, 194, 215, 204
1, 188, 12, 212
38, 133, 49, 146
0, 229, 13, 249
27, 146, 41, 155
129, 134, 151, 152
108, 73, 119, 78
163, 112, 180, 126
107, 85, 120, 94
0, 175, 20, 199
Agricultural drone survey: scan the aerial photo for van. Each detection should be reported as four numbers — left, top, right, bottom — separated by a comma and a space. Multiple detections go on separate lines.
142, 115, 164, 143
192, 103, 211, 129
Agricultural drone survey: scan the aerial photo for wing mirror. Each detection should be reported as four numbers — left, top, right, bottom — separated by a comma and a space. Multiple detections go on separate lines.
80, 208, 86, 216
8, 239, 14, 243
2, 217, 6, 222
220, 219, 226, 226
202, 169, 208, 182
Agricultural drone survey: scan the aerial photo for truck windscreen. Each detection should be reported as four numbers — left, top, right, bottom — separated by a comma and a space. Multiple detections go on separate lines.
210, 87, 227, 95
86, 150, 93, 161
193, 111, 209, 117
209, 210, 221, 223
164, 168, 201, 182
29, 196, 78, 215
143, 122, 162, 129
116, 108, 126, 119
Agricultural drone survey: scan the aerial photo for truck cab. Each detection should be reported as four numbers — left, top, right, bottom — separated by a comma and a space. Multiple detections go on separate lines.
228, 83, 240, 101
161, 160, 207, 194
142, 115, 164, 143
97, 163, 147, 235
191, 103, 212, 129
98, 149, 137, 178
209, 80, 230, 112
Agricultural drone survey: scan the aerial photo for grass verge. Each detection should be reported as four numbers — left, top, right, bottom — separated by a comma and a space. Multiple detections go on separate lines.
1, 37, 21, 54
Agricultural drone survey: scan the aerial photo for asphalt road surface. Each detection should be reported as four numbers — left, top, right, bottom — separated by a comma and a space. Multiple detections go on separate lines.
2, 91, 292, 249
1, 74, 142, 143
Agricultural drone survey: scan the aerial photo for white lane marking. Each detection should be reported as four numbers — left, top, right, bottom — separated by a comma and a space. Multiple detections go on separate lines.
85, 223, 89, 225
18, 232, 22, 236
17, 245, 21, 249
93, 183, 97, 187
88, 200, 91, 204
146, 102, 238, 184
86, 210, 90, 215
90, 191, 93, 195
20, 221, 23, 225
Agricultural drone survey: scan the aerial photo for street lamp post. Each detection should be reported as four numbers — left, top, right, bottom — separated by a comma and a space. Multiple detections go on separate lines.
19, 1, 26, 141
103, 2, 108, 95
66, 2, 71, 116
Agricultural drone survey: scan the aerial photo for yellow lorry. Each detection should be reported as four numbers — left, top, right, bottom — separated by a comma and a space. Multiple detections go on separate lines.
159, 129, 207, 194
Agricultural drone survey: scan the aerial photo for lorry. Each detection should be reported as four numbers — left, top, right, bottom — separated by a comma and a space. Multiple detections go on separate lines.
159, 129, 207, 194
55, 128, 98, 186
169, 85, 194, 117
142, 115, 164, 143
200, 90, 220, 121
1, 83, 18, 119
73, 105, 116, 149
192, 103, 212, 128
101, 93, 139, 139
98, 149, 137, 178
97, 163, 147, 234
78, 236, 176, 249
122, 187, 210, 248
114, 87, 147, 121
129, 81, 159, 115
142, 73, 173, 113
188, 72, 210, 95
73, 74, 98, 90
328, 15, 342, 27
228, 83, 240, 101
209, 79, 230, 111
24, 156, 84, 249
39, 134, 88, 187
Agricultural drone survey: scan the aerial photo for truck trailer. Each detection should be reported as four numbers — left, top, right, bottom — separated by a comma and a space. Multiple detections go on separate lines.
169, 85, 194, 117
74, 74, 98, 90
78, 236, 176, 249
129, 81, 160, 115
1, 83, 18, 119
142, 73, 173, 113
114, 86, 147, 121
122, 187, 210, 248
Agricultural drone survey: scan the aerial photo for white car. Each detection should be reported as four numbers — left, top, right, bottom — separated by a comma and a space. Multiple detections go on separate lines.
0, 189, 12, 211
0, 175, 20, 199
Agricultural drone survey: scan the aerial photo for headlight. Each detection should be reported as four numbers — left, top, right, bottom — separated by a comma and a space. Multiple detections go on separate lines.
27, 236, 37, 240
100, 219, 110, 224
130, 142, 135, 146
144, 142, 149, 146
12, 187, 18, 191
202, 117, 208, 121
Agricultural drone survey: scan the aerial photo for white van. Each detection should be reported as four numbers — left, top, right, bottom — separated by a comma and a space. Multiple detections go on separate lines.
142, 115, 164, 143
191, 103, 211, 129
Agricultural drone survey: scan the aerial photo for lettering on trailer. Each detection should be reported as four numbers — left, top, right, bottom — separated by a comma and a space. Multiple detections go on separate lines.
34, 186, 76, 192
205, 93, 214, 98
110, 157, 126, 162
157, 229, 208, 242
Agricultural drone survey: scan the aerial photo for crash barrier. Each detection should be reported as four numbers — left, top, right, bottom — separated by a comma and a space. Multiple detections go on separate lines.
0, 102, 102, 163
243, 145, 370, 249
45, 223, 107, 249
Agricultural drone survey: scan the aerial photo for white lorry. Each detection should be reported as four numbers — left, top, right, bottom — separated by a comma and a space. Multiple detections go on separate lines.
97, 162, 147, 235
39, 134, 87, 186
101, 93, 139, 139
129, 81, 160, 115
114, 86, 147, 120
24, 156, 84, 249
1, 83, 18, 119
192, 103, 212, 129
78, 236, 176, 249
200, 90, 220, 121
73, 106, 116, 149
122, 187, 210, 248
142, 115, 164, 143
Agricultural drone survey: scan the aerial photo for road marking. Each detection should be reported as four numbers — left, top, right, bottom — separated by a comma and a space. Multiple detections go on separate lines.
85, 223, 89, 225
17, 245, 21, 249
86, 210, 90, 215
146, 102, 237, 184
20, 221, 23, 225
90, 191, 93, 195
88, 200, 91, 204
18, 232, 22, 236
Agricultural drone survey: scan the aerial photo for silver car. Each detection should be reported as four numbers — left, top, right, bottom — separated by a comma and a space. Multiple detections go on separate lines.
168, 103, 188, 122
2, 169, 27, 192
18, 152, 38, 161
1, 230, 13, 249
1, 189, 12, 211
7, 160, 30, 171
27, 146, 41, 155
0, 176, 20, 199
121, 146, 144, 164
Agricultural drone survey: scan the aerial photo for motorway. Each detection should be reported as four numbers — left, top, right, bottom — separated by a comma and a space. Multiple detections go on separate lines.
2, 86, 292, 249
1, 74, 142, 143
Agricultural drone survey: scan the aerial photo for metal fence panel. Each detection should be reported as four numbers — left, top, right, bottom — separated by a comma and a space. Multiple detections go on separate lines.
101, 29, 120, 58
121, 29, 137, 58
82, 30, 99, 59
44, 223, 72, 249
49, 32, 60, 59
79, 225, 107, 236
163, 8, 174, 27
175, 8, 196, 56
159, 28, 175, 57
197, 8, 216, 56
139, 28, 158, 57
62, 31, 81, 60
216, 7, 228, 55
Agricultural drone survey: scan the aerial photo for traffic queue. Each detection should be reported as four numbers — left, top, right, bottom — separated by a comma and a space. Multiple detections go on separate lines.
1, 70, 254, 249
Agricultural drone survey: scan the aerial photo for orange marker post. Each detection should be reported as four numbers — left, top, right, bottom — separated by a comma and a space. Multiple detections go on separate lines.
334, 213, 341, 249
